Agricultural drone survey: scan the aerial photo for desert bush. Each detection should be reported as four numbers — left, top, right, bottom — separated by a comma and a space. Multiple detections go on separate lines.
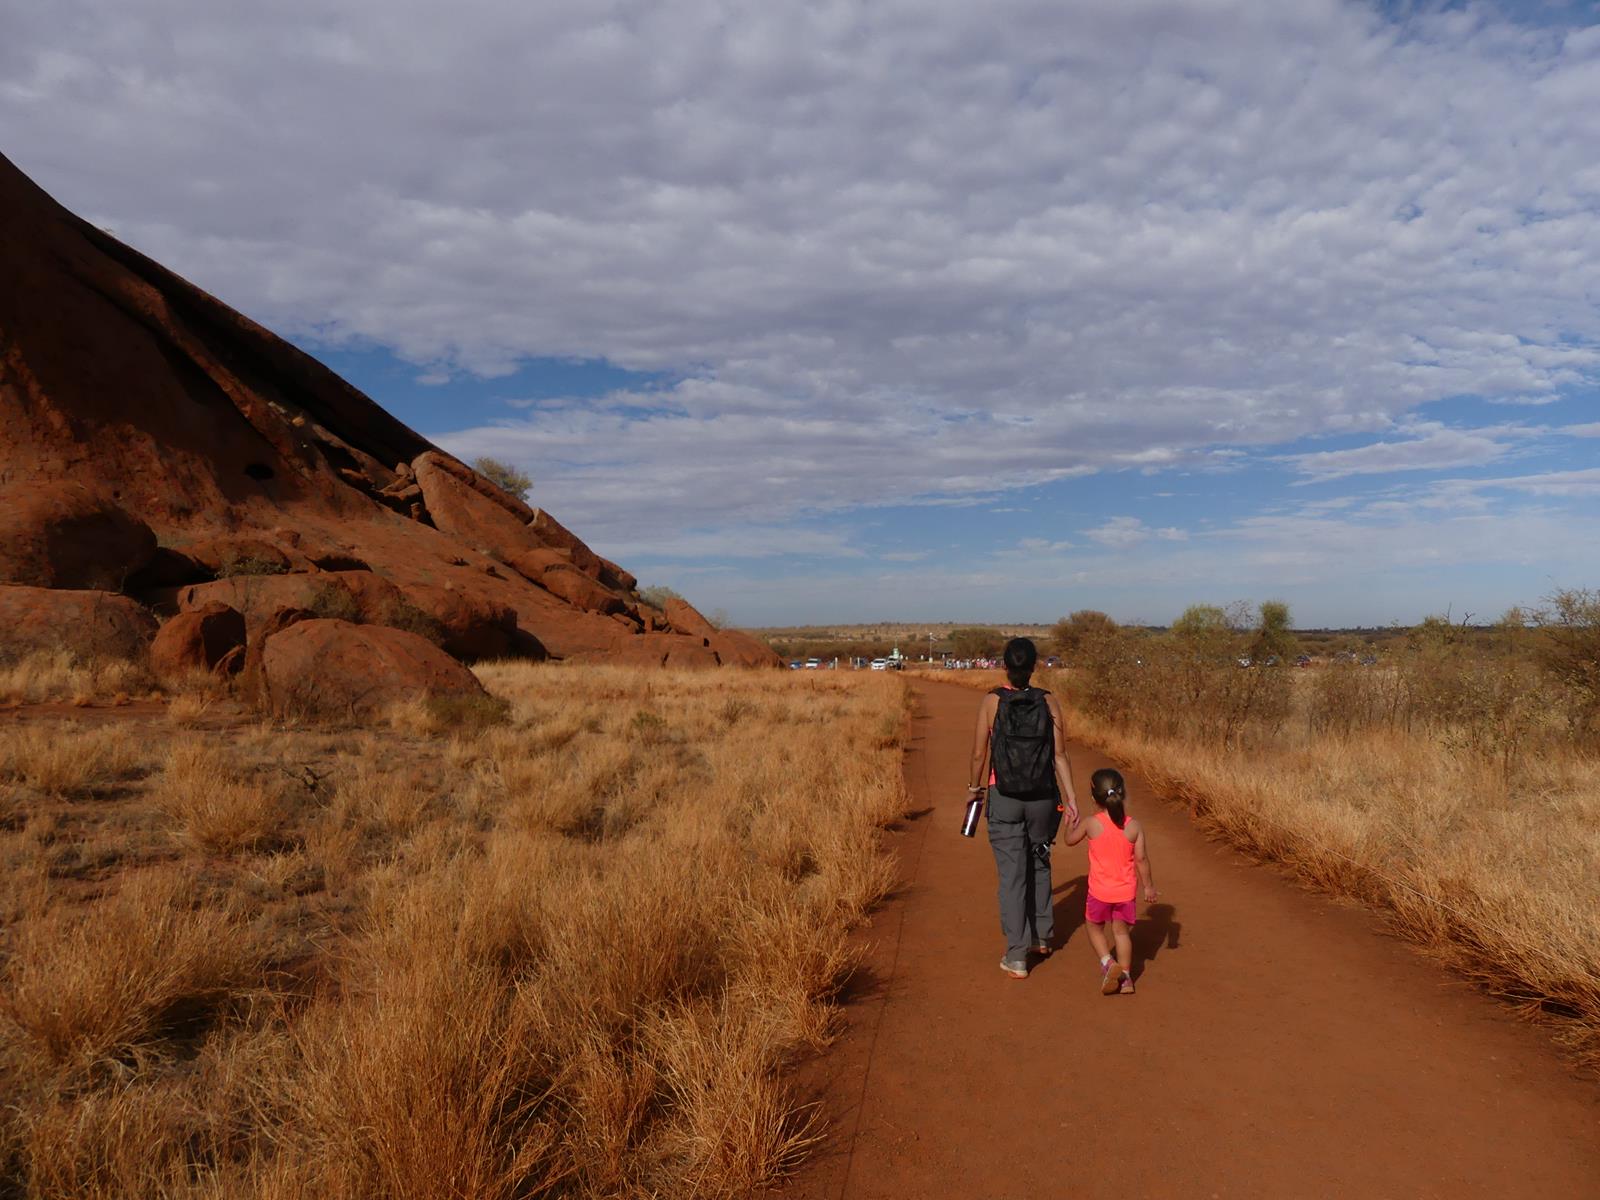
1050, 609, 1118, 659
1536, 587, 1600, 740
0, 723, 146, 797
217, 554, 289, 579
1076, 624, 1290, 747
387, 692, 511, 737
303, 582, 362, 624
374, 596, 448, 646
471, 455, 533, 501
636, 583, 684, 610
947, 626, 1004, 659
156, 740, 289, 855
0, 868, 262, 1077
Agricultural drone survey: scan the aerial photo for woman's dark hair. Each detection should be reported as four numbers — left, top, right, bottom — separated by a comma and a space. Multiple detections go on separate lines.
1091, 767, 1127, 828
1002, 637, 1037, 688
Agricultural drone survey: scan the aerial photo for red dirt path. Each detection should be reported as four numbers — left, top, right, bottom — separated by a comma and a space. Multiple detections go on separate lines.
783, 680, 1600, 1200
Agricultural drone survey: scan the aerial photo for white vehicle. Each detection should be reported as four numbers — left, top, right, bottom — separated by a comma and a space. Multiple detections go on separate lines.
870, 658, 888, 671
805, 658, 821, 669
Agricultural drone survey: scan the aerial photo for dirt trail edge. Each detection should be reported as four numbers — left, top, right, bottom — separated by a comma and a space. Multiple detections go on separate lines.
782, 679, 1600, 1200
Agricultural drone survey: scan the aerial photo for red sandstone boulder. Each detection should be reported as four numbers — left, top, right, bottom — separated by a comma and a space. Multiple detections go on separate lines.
710, 628, 784, 668
178, 534, 311, 578
663, 597, 718, 640
150, 602, 246, 679
573, 631, 721, 670
238, 606, 316, 699
0, 585, 157, 662
414, 586, 520, 661
177, 573, 382, 632
0, 482, 157, 590
258, 618, 488, 717
176, 571, 519, 662
661, 597, 782, 667
539, 565, 626, 615
412, 452, 630, 613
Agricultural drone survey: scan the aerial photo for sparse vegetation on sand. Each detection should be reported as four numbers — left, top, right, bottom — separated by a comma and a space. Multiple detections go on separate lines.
0, 664, 909, 1197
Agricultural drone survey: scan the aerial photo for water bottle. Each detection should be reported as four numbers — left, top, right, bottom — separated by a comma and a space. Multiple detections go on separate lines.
960, 792, 984, 838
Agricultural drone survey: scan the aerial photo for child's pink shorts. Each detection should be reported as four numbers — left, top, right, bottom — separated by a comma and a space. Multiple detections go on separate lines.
1085, 895, 1137, 925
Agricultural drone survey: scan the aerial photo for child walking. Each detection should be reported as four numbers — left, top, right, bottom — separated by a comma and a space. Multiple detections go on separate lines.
1061, 768, 1157, 994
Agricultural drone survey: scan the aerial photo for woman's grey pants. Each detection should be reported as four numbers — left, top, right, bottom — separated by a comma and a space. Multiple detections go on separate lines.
986, 789, 1061, 963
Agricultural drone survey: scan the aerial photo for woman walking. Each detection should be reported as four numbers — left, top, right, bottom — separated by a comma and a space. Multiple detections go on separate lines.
967, 637, 1079, 979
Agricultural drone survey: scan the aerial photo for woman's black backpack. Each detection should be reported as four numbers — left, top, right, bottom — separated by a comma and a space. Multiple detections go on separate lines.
990, 687, 1057, 799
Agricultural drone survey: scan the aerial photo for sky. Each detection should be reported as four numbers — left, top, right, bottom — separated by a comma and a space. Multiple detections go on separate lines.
4, 0, 1598, 627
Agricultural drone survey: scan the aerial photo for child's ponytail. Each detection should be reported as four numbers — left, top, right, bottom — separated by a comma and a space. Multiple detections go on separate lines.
1090, 767, 1127, 829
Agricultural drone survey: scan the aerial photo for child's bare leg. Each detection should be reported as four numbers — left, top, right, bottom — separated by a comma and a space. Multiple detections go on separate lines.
1085, 921, 1111, 963
1111, 919, 1133, 975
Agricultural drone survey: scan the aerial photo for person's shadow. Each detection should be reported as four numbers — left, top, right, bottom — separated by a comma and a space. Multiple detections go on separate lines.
1045, 873, 1089, 953
1131, 903, 1180, 979
1041, 876, 1180, 981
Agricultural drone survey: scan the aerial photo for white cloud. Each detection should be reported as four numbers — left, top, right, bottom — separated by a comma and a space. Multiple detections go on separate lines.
1284, 421, 1518, 481
1083, 516, 1188, 547
4, 0, 1600, 581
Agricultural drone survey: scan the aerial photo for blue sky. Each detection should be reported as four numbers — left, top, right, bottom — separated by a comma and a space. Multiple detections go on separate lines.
6, 0, 1599, 626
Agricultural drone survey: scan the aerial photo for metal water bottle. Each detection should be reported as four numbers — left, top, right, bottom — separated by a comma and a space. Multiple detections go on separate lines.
960, 791, 984, 838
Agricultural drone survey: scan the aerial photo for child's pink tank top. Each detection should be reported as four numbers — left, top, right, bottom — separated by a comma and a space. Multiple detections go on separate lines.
1087, 815, 1137, 902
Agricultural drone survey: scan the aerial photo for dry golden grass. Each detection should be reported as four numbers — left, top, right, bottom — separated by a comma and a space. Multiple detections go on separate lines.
156, 740, 290, 856
0, 650, 154, 705
0, 723, 148, 797
1, 867, 262, 1077
0, 663, 909, 1197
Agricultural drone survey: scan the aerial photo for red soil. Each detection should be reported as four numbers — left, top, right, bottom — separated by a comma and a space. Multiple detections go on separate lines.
785, 680, 1600, 1199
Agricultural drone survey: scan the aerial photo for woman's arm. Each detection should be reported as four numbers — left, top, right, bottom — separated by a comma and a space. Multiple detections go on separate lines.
1046, 694, 1079, 822
968, 693, 997, 792
1133, 821, 1158, 902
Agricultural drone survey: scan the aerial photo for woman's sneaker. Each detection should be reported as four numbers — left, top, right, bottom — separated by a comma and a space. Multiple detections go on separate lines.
1118, 972, 1135, 995
999, 958, 1029, 980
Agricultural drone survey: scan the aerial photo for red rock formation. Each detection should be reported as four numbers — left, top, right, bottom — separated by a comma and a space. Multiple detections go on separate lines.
149, 602, 246, 680
0, 586, 158, 662
0, 151, 768, 670
0, 482, 156, 590
662, 597, 784, 667
258, 619, 488, 716
573, 632, 722, 670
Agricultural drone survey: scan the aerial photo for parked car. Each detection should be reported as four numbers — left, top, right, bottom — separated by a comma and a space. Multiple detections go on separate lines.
870, 659, 888, 671
805, 658, 821, 669
1295, 654, 1312, 667
788, 660, 803, 670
